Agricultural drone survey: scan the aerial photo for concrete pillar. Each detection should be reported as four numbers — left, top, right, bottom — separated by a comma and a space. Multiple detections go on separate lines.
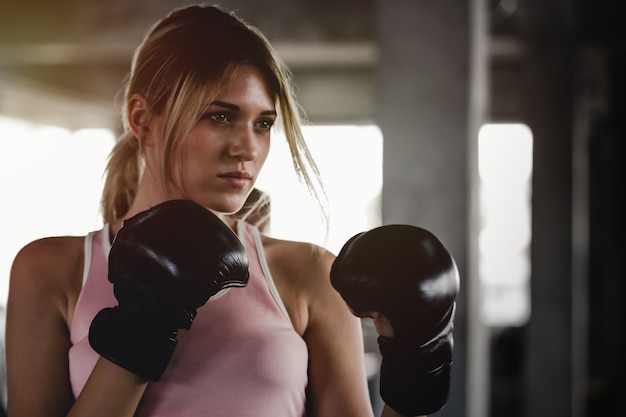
517, 1, 575, 416
375, 0, 488, 415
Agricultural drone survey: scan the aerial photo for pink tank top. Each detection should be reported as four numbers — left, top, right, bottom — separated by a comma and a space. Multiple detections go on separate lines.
69, 221, 308, 416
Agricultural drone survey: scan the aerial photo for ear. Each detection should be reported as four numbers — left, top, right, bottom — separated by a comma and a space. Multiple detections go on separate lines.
127, 93, 155, 147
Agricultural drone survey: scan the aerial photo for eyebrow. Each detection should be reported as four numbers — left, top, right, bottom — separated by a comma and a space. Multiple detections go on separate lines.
209, 100, 277, 116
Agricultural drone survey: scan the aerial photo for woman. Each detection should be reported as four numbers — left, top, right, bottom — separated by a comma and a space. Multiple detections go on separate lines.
5, 4, 420, 417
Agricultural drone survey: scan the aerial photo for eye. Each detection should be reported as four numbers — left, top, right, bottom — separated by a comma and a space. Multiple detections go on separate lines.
255, 118, 275, 131
202, 112, 232, 124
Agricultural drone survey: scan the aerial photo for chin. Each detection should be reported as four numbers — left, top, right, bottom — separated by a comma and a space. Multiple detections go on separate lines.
198, 199, 245, 216
184, 189, 248, 215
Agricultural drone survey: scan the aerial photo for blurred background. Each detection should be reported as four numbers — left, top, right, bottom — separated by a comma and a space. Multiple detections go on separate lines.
0, 0, 624, 416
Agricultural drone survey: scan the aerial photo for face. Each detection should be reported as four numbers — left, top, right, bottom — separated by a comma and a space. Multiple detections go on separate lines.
169, 65, 276, 214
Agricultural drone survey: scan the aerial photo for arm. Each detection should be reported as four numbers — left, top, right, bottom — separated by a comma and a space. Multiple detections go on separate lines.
5, 237, 148, 417
300, 249, 425, 417
68, 358, 147, 417
264, 239, 373, 417
6, 238, 76, 416
380, 406, 425, 417
8, 201, 244, 416
303, 249, 374, 417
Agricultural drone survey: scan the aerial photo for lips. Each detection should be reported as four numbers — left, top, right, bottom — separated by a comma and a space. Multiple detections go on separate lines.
218, 170, 252, 188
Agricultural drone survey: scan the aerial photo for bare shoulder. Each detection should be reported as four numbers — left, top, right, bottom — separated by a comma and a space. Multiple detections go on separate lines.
261, 235, 334, 281
260, 234, 337, 334
6, 236, 87, 415
9, 235, 85, 323
11, 235, 85, 285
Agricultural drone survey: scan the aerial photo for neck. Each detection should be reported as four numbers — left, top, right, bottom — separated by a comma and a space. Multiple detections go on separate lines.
112, 168, 236, 234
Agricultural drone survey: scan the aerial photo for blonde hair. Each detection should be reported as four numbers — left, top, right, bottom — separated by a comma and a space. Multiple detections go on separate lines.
101, 4, 327, 228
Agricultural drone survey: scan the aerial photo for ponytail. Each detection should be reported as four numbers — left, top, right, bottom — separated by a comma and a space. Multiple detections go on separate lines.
99, 4, 328, 231
100, 132, 143, 224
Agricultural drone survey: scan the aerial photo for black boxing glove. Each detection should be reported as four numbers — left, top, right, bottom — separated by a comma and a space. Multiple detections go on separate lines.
89, 199, 249, 381
330, 225, 459, 416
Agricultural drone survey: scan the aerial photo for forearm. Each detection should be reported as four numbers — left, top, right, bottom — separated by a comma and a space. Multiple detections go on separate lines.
381, 404, 426, 417
68, 357, 148, 417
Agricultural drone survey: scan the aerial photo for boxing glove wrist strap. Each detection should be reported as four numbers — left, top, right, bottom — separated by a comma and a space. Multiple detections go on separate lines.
378, 336, 452, 416
89, 307, 178, 381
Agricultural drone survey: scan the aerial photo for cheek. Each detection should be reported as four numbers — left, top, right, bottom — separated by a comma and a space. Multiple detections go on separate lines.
254, 138, 271, 170
187, 132, 216, 155
260, 142, 271, 165
186, 134, 222, 167
178, 139, 218, 182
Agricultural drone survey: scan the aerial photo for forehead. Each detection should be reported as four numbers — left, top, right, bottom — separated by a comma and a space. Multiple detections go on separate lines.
213, 65, 276, 108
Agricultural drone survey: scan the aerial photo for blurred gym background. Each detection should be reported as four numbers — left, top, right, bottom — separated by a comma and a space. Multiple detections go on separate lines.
1, 1, 624, 416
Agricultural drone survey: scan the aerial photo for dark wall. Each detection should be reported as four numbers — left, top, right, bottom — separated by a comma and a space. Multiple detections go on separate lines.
487, 1, 626, 416
587, 48, 626, 416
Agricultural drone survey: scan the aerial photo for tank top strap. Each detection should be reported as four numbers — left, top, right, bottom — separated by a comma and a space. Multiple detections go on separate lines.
71, 226, 115, 346
236, 220, 293, 326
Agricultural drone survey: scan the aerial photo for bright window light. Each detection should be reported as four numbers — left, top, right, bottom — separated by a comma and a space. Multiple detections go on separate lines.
478, 123, 533, 327
256, 125, 383, 254
0, 120, 383, 305
0, 115, 115, 305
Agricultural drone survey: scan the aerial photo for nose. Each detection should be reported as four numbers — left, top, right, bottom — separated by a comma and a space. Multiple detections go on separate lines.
228, 125, 259, 161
